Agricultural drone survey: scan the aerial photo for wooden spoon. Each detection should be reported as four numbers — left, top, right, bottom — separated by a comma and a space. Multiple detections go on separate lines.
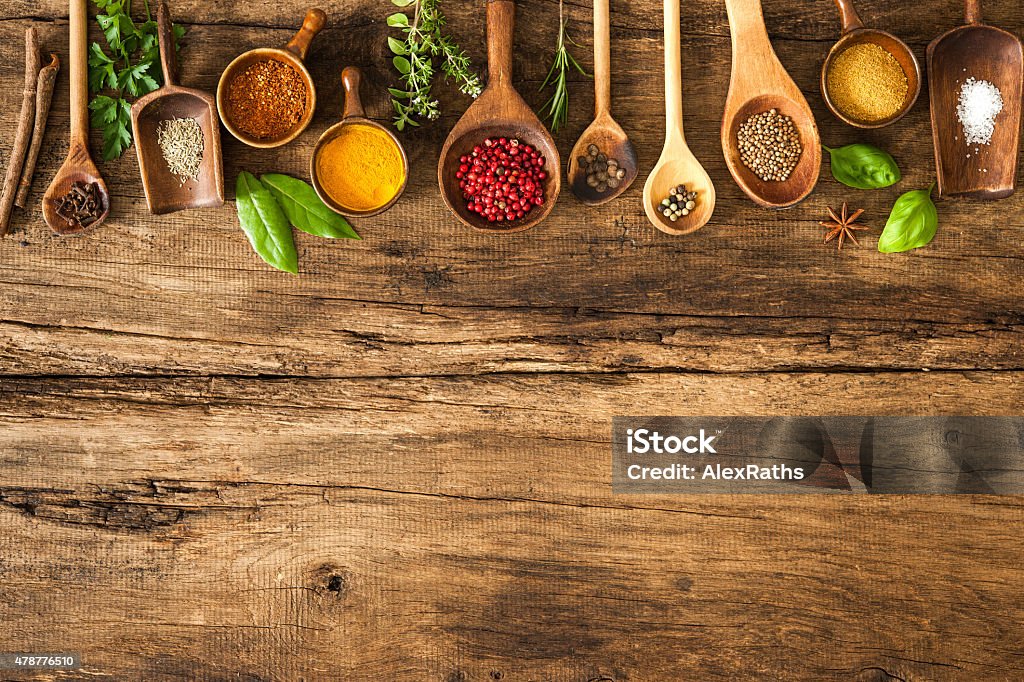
131, 0, 224, 215
567, 0, 637, 205
42, 0, 110, 235
721, 0, 820, 209
642, 0, 715, 235
928, 0, 1023, 200
216, 8, 326, 149
311, 66, 409, 218
821, 0, 921, 129
437, 0, 560, 233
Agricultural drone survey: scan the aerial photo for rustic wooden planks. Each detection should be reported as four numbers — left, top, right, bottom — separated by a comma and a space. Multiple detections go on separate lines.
0, 0, 1022, 679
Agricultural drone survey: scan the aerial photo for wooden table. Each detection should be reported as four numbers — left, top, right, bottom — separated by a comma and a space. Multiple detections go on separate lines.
1, 0, 1022, 679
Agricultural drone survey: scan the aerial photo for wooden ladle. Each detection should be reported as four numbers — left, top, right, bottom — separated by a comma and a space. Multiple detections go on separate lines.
822, 0, 921, 129
928, 0, 1023, 199
131, 0, 224, 215
567, 0, 637, 205
438, 0, 560, 233
642, 0, 715, 235
42, 0, 110, 235
721, 0, 821, 209
216, 8, 326, 149
311, 67, 409, 217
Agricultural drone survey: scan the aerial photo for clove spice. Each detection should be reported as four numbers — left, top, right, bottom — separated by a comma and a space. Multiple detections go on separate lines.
54, 181, 104, 230
0, 28, 41, 236
14, 53, 60, 209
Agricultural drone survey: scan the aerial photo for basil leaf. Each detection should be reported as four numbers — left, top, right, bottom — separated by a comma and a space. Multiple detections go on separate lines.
260, 174, 360, 240
878, 185, 939, 254
825, 143, 901, 190
235, 172, 298, 273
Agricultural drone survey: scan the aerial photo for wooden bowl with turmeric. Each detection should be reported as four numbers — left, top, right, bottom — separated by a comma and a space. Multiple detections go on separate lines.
310, 67, 408, 218
216, 8, 326, 148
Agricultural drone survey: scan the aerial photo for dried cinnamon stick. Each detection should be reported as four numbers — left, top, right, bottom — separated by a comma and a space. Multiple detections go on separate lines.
14, 54, 60, 209
0, 28, 41, 236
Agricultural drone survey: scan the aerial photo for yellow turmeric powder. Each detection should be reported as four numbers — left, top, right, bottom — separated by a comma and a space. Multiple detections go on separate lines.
316, 123, 405, 212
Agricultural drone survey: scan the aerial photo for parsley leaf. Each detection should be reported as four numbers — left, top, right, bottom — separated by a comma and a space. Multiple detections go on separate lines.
87, 0, 186, 159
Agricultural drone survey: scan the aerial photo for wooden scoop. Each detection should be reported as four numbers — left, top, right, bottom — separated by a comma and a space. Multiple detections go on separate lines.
437, 0, 560, 233
567, 0, 637, 205
311, 66, 409, 218
928, 0, 1023, 200
822, 0, 921, 129
721, 0, 820, 209
42, 0, 110, 235
641, 0, 715, 235
131, 0, 224, 215
216, 8, 326, 148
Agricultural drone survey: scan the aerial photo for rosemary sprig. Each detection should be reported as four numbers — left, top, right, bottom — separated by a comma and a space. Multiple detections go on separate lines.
387, 0, 482, 131
539, 0, 587, 132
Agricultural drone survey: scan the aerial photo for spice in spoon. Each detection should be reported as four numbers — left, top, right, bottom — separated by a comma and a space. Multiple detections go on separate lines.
157, 117, 205, 185
457, 137, 547, 223
54, 181, 103, 230
660, 185, 698, 222
826, 43, 908, 123
316, 123, 405, 213
227, 59, 307, 140
579, 144, 626, 193
737, 109, 802, 182
957, 77, 1003, 146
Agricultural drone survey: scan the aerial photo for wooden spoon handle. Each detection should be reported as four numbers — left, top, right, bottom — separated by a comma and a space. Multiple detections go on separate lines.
156, 0, 177, 88
662, 0, 684, 142
965, 0, 981, 25
341, 66, 365, 119
285, 8, 327, 61
486, 0, 515, 88
594, 0, 611, 116
723, 0, 779, 93
833, 0, 865, 35
70, 0, 89, 145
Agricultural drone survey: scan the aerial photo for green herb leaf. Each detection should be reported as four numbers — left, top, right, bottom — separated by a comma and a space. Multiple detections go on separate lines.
878, 185, 939, 253
235, 172, 299, 274
386, 12, 410, 27
87, 0, 186, 158
391, 0, 415, 6
388, 36, 409, 55
392, 55, 412, 74
260, 174, 361, 240
825, 143, 902, 190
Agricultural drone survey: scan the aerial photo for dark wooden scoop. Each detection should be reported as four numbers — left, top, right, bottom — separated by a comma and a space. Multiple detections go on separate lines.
437, 0, 560, 233
42, 0, 109, 235
928, 0, 1023, 199
131, 0, 224, 215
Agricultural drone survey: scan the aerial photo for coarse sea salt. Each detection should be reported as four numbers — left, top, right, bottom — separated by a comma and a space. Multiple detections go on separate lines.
956, 77, 1003, 146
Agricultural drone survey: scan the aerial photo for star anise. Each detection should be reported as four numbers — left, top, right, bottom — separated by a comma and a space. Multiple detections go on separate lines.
820, 203, 870, 250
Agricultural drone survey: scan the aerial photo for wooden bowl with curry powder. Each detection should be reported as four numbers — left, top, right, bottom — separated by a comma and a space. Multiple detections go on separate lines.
216, 8, 326, 148
310, 67, 409, 218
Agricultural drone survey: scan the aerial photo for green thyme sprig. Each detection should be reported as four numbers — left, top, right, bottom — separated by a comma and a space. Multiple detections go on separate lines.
387, 0, 482, 131
87, 0, 185, 160
539, 0, 587, 132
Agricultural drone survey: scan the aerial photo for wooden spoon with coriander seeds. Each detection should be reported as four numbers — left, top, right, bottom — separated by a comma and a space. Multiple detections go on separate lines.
567, 0, 637, 205
438, 0, 561, 233
721, 0, 820, 209
42, 0, 110, 235
928, 0, 1023, 199
131, 0, 224, 215
641, 0, 715, 235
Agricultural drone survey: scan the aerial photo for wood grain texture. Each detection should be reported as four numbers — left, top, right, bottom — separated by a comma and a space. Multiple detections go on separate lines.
0, 0, 1023, 679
